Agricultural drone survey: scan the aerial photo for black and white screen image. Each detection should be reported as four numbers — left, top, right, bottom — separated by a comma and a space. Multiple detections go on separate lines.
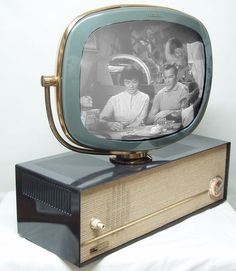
80, 21, 205, 140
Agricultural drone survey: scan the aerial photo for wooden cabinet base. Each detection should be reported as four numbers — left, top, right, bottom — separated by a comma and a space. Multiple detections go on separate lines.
16, 134, 230, 267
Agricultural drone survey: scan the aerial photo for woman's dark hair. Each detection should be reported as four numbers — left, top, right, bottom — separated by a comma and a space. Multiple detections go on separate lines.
120, 67, 143, 86
168, 38, 183, 55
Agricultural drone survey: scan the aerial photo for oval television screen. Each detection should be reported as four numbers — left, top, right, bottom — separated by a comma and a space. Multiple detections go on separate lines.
80, 20, 205, 140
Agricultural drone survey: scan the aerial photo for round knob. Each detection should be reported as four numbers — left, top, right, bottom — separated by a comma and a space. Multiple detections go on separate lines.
90, 218, 105, 231
209, 176, 224, 199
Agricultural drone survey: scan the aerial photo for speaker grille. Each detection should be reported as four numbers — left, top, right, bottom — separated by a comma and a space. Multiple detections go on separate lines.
21, 172, 72, 215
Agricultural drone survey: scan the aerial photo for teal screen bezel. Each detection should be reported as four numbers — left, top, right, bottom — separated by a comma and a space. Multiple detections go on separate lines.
61, 6, 212, 151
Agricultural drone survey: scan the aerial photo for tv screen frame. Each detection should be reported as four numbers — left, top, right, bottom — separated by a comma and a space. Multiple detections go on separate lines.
42, 5, 212, 154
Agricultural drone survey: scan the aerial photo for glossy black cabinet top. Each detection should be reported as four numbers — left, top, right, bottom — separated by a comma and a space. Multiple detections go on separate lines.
17, 134, 227, 190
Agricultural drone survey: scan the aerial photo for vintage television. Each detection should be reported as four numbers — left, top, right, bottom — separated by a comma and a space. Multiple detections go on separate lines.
16, 5, 230, 267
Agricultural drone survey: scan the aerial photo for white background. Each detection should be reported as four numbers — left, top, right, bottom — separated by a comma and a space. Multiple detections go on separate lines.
0, 0, 236, 208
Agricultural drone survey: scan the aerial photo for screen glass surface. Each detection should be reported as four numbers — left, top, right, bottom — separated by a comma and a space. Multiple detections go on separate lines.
80, 20, 205, 140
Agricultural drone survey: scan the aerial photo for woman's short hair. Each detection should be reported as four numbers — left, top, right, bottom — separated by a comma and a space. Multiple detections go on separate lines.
120, 67, 144, 85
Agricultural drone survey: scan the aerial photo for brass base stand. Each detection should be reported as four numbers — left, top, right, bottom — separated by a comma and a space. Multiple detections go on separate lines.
109, 152, 152, 165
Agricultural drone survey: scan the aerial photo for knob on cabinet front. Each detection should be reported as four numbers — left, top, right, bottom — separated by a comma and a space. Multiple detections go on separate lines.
209, 176, 224, 199
90, 218, 105, 231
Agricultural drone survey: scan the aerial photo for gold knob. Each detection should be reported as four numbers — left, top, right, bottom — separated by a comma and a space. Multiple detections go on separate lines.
90, 218, 105, 231
209, 176, 224, 199
41, 75, 59, 87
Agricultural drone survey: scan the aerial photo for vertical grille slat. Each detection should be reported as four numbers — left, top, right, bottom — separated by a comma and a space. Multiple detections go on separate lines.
21, 172, 72, 215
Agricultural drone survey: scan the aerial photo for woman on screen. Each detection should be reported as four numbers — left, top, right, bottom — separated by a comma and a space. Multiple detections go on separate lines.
99, 67, 150, 131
